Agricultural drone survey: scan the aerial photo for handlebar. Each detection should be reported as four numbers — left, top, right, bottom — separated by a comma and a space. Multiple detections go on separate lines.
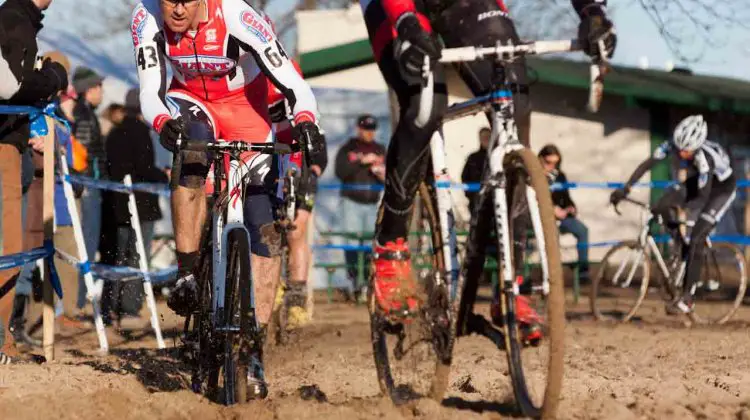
169, 137, 301, 190
416, 39, 607, 127
613, 196, 649, 216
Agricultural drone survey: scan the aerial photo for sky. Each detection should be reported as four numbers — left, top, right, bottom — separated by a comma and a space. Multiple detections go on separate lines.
608, 0, 750, 80
4, 0, 745, 82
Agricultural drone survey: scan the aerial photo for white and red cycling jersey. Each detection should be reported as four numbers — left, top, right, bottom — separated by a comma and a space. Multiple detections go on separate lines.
131, 0, 318, 140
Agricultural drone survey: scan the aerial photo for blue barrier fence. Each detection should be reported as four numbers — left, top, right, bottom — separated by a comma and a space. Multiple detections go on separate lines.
0, 104, 176, 290
0, 241, 63, 298
313, 234, 750, 253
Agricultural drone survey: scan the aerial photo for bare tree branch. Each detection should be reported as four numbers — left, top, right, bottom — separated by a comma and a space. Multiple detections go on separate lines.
634, 0, 750, 63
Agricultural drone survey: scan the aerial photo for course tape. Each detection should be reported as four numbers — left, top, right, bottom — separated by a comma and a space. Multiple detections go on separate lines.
60, 176, 750, 197
54, 247, 177, 285
90, 264, 178, 285
314, 234, 750, 253
319, 180, 750, 192
0, 104, 72, 133
0, 241, 63, 298
65, 175, 170, 197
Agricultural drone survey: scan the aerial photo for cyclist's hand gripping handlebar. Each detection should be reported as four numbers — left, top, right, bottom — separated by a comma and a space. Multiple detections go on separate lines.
168, 136, 298, 190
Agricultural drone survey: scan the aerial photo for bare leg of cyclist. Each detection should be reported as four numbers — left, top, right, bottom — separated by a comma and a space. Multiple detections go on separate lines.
172, 186, 207, 254
286, 209, 311, 327
252, 254, 282, 326
166, 186, 207, 315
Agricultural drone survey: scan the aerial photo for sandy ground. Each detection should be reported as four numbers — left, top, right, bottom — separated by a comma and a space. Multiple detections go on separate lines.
2, 289, 750, 420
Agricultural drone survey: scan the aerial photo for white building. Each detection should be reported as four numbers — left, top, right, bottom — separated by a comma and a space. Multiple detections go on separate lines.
298, 5, 750, 288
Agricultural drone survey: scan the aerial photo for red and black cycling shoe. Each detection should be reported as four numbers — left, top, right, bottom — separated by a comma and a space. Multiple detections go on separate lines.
491, 295, 544, 346
372, 238, 421, 322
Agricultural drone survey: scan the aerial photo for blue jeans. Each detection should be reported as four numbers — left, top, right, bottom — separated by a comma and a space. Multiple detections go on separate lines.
341, 198, 379, 291
16, 191, 34, 297
77, 188, 101, 308
559, 216, 589, 275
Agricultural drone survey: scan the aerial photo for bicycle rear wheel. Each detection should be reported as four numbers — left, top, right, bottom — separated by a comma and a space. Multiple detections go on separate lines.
502, 148, 565, 419
590, 240, 651, 322
689, 242, 747, 325
370, 182, 456, 405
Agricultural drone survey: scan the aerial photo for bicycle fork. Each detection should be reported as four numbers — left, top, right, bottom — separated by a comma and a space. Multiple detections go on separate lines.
429, 129, 458, 293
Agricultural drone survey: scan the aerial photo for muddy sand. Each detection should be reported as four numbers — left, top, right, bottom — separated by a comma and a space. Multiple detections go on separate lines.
2, 293, 750, 420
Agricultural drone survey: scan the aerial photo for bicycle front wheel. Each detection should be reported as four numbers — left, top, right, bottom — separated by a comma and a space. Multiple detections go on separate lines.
590, 240, 651, 322
222, 230, 265, 404
689, 242, 747, 325
501, 148, 565, 419
370, 182, 456, 405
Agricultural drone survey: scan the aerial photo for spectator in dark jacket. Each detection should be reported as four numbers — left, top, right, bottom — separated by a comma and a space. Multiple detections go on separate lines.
539, 144, 590, 280
0, 0, 68, 363
71, 67, 107, 311
334, 114, 386, 300
101, 89, 168, 325
461, 127, 490, 215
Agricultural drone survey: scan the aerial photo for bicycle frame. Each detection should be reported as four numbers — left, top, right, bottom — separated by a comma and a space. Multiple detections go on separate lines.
211, 154, 256, 331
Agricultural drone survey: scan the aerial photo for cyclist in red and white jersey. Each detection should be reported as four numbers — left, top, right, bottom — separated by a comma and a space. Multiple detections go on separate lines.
263, 14, 328, 329
130, 0, 324, 330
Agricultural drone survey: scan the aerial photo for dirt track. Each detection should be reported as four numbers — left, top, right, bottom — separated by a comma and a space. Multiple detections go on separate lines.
2, 292, 750, 420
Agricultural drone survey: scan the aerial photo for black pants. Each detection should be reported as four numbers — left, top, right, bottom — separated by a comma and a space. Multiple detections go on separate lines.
652, 181, 736, 298
375, 0, 529, 244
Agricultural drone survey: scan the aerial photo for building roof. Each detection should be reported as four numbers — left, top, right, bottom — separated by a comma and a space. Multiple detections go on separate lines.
299, 39, 750, 114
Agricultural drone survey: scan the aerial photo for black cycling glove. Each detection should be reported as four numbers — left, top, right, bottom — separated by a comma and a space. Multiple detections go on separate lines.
293, 121, 325, 155
159, 117, 187, 153
578, 6, 616, 59
394, 13, 442, 80
609, 187, 629, 206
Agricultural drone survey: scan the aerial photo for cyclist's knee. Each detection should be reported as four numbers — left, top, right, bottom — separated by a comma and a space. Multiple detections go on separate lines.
179, 120, 215, 189
254, 222, 283, 257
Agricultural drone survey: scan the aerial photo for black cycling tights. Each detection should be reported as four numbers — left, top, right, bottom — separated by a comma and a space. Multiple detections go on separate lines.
375, 9, 531, 245
374, 43, 447, 245
652, 186, 715, 300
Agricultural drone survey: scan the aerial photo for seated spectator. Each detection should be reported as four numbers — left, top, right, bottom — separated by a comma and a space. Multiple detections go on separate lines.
539, 144, 590, 280
461, 127, 490, 215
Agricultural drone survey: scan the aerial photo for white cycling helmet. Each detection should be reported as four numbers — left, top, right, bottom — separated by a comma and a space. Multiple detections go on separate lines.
673, 114, 707, 152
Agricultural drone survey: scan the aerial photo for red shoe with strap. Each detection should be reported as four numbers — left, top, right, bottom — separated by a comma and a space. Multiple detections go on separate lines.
372, 238, 421, 321
491, 289, 544, 345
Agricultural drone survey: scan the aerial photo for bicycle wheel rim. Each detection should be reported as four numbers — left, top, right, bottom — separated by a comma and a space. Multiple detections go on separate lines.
689, 242, 747, 325
502, 148, 565, 419
369, 182, 456, 405
590, 240, 650, 322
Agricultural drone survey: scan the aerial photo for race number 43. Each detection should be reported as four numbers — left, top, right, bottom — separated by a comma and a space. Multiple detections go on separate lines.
137, 45, 158, 70
264, 40, 288, 68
